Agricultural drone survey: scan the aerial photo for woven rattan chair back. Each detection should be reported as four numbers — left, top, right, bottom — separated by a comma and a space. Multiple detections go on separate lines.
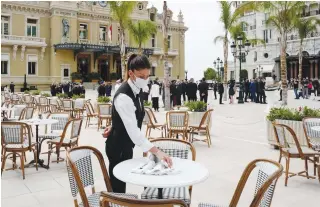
23, 95, 32, 103
45, 113, 70, 133
273, 124, 304, 157
24, 107, 35, 120
272, 124, 290, 149
229, 159, 283, 207
101, 191, 188, 207
11, 94, 20, 102
11, 105, 26, 120
87, 101, 96, 114
84, 103, 92, 115
145, 108, 156, 126
302, 117, 320, 150
98, 103, 112, 116
150, 138, 196, 161
198, 109, 213, 128
66, 146, 112, 207
1, 122, 31, 149
166, 111, 189, 131
74, 99, 85, 109
39, 97, 48, 105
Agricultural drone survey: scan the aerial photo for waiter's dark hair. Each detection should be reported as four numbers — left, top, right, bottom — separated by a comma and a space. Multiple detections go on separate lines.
127, 54, 151, 71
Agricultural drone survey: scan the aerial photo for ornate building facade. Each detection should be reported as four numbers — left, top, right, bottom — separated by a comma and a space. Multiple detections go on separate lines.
227, 2, 320, 81
1, 1, 187, 90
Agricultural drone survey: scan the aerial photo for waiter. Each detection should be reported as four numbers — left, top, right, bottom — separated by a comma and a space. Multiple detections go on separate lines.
102, 54, 172, 193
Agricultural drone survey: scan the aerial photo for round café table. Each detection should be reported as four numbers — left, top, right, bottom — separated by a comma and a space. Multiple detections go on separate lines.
311, 126, 320, 132
114, 157, 209, 199
19, 118, 59, 169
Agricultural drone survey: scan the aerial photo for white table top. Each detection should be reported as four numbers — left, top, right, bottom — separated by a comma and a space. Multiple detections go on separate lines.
1, 107, 14, 111
311, 126, 320, 132
19, 118, 59, 125
114, 157, 209, 188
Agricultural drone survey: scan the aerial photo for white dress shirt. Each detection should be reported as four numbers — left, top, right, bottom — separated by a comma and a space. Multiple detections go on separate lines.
113, 79, 154, 152
150, 84, 160, 98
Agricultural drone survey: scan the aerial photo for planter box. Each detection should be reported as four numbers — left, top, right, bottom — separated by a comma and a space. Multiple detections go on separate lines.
188, 112, 205, 126
266, 119, 308, 147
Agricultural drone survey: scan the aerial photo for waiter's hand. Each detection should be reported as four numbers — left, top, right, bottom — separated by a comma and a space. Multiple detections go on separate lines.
154, 150, 173, 168
102, 126, 112, 138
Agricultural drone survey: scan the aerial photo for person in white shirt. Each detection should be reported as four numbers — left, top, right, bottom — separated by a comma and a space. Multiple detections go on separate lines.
102, 54, 172, 193
150, 78, 160, 111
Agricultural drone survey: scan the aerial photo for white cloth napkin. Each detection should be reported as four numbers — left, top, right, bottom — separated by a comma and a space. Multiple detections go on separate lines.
131, 154, 180, 176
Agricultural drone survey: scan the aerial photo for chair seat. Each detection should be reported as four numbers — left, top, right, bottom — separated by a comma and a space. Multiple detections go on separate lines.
5, 142, 36, 149
48, 137, 77, 145
148, 123, 166, 128
141, 187, 190, 204
99, 115, 111, 118
189, 125, 206, 129
79, 192, 138, 207
198, 203, 226, 207
310, 138, 320, 151
284, 146, 320, 155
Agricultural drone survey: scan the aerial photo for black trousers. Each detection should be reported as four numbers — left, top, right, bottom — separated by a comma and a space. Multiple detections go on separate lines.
219, 93, 223, 104
200, 95, 208, 103
176, 94, 182, 106
106, 144, 133, 193
182, 93, 186, 102
279, 89, 282, 100
214, 90, 217, 99
256, 92, 261, 103
244, 91, 248, 102
260, 91, 266, 103
152, 97, 159, 110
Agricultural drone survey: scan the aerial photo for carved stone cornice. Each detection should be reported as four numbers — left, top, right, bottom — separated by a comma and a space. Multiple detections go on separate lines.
77, 11, 111, 21
1, 3, 51, 16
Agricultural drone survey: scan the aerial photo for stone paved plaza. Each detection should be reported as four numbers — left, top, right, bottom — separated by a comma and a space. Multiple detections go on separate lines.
1, 89, 320, 207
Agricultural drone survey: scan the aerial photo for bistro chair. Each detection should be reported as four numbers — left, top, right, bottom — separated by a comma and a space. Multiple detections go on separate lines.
189, 109, 213, 148
97, 103, 112, 131
1, 122, 38, 179
273, 123, 320, 186
141, 138, 196, 205
73, 99, 86, 118
8, 104, 26, 121
84, 102, 98, 128
198, 159, 283, 207
302, 117, 320, 152
145, 107, 166, 138
62, 99, 74, 116
23, 107, 35, 120
38, 97, 49, 113
101, 192, 188, 207
11, 93, 20, 104
166, 111, 189, 140
47, 118, 82, 167
23, 94, 33, 106
66, 146, 138, 207
38, 112, 70, 154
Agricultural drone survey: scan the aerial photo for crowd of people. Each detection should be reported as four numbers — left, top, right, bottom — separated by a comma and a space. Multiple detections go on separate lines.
50, 82, 85, 97
284, 77, 320, 100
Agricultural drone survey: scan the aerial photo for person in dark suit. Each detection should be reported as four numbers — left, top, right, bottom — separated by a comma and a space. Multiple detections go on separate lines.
98, 83, 106, 97
244, 79, 250, 102
213, 82, 217, 100
187, 78, 198, 101
176, 80, 183, 106
9, 82, 15, 93
218, 82, 224, 104
259, 79, 267, 104
181, 80, 187, 102
105, 82, 112, 97
170, 80, 177, 107
256, 79, 261, 103
198, 78, 209, 103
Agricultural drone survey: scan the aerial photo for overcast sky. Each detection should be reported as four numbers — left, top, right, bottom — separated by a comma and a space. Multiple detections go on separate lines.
148, 0, 225, 80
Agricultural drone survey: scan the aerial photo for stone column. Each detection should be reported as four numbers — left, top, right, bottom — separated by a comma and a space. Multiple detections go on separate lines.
294, 61, 298, 78
309, 60, 314, 79
315, 60, 319, 79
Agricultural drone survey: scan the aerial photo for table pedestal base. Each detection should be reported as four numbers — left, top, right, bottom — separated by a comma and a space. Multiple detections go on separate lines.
25, 159, 49, 169
158, 188, 163, 199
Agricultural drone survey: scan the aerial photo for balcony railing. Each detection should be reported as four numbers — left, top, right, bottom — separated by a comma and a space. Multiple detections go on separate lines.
287, 32, 320, 41
99, 40, 108, 45
250, 25, 256, 30
168, 49, 179, 56
151, 48, 178, 56
1, 35, 46, 47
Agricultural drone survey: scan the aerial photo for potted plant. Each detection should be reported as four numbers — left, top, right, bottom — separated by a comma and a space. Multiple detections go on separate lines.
42, 93, 51, 97
97, 96, 111, 103
266, 106, 320, 147
184, 101, 207, 125
72, 94, 80, 100
32, 90, 41, 95
57, 93, 68, 99
87, 72, 101, 83
144, 101, 152, 107
71, 72, 82, 82
24, 90, 30, 94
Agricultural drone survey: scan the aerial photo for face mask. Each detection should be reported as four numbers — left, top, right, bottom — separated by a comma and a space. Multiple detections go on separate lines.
133, 74, 149, 89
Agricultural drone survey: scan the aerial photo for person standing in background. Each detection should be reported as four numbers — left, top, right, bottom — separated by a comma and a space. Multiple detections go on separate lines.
181, 80, 187, 102
312, 78, 319, 97
143, 85, 150, 103
244, 79, 250, 102
218, 82, 224, 104
228, 80, 235, 104
198, 78, 209, 103
187, 78, 198, 101
9, 82, 15, 93
293, 79, 299, 99
302, 78, 309, 99
150, 79, 160, 112
213, 82, 217, 100
105, 82, 112, 97
176, 80, 183, 106
98, 82, 106, 97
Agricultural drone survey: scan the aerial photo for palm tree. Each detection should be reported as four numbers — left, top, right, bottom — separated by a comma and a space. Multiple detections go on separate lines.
128, 20, 157, 54
214, 1, 242, 101
108, 1, 136, 80
236, 1, 305, 105
163, 1, 171, 111
293, 16, 320, 87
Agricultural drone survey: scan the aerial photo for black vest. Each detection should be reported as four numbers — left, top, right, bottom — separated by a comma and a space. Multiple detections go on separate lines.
106, 82, 145, 150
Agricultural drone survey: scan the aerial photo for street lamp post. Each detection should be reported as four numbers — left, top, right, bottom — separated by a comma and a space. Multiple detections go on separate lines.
213, 57, 223, 81
230, 37, 251, 104
185, 70, 188, 81
257, 65, 263, 78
